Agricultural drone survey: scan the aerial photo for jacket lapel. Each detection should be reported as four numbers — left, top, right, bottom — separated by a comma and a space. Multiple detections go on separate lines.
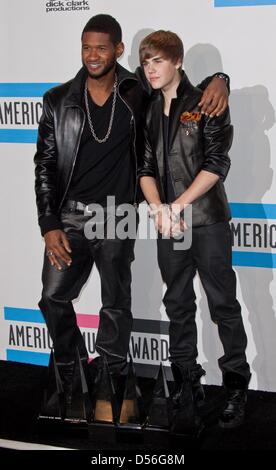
168, 72, 202, 150
150, 95, 165, 180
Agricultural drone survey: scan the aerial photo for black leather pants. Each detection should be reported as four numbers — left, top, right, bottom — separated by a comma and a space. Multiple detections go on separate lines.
157, 222, 251, 384
39, 207, 137, 372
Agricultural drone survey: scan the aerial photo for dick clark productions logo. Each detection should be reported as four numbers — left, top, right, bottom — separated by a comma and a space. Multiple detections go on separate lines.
45, 0, 90, 13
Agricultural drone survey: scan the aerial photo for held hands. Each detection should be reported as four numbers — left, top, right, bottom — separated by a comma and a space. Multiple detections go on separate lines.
149, 204, 171, 237
170, 206, 188, 238
149, 203, 187, 238
44, 229, 72, 270
198, 77, 228, 117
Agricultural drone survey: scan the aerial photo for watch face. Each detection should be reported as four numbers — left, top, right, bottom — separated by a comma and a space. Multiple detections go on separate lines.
216, 73, 228, 83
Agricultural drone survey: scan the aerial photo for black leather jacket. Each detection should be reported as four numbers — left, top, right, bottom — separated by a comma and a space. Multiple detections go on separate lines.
34, 63, 148, 236
138, 72, 233, 227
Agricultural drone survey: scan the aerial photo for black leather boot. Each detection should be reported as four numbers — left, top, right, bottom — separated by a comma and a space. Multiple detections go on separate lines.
219, 371, 248, 429
170, 363, 204, 435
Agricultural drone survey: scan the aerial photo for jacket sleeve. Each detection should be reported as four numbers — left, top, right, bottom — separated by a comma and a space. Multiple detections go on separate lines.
137, 123, 156, 179
201, 106, 233, 182
197, 72, 230, 94
34, 91, 63, 236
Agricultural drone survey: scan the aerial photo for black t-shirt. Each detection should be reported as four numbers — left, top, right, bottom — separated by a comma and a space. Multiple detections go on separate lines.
67, 90, 134, 206
163, 114, 176, 204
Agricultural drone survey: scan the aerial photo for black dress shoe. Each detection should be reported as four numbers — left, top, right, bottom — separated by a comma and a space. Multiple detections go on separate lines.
219, 371, 249, 429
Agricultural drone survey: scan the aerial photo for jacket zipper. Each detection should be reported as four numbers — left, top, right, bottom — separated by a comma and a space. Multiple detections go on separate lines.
166, 114, 177, 203
117, 78, 138, 208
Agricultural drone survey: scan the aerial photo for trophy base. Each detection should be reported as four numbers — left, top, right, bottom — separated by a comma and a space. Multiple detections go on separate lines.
37, 414, 88, 437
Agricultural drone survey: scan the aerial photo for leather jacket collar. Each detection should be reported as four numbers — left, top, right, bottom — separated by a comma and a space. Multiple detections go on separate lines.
149, 71, 202, 152
151, 70, 201, 109
64, 63, 138, 108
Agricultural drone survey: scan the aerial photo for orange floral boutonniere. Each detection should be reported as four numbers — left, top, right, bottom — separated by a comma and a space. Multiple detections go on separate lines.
180, 111, 201, 123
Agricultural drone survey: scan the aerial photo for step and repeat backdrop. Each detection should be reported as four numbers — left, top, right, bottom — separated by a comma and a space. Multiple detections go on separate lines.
1, 0, 276, 391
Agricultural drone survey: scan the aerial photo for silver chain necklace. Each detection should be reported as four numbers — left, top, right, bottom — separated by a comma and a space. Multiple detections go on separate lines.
84, 75, 118, 144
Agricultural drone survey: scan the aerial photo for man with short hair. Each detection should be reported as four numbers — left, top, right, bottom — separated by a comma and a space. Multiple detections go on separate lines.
34, 15, 230, 408
138, 30, 251, 429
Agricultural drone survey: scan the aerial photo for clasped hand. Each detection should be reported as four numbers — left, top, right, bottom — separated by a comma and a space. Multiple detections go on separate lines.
149, 203, 187, 238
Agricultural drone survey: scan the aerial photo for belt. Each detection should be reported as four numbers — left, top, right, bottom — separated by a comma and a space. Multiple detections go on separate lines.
62, 199, 92, 213
63, 199, 138, 214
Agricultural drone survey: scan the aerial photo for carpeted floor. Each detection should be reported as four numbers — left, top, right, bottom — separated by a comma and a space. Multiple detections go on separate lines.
0, 360, 276, 451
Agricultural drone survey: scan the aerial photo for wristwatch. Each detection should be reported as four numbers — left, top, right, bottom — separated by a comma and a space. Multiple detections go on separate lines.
215, 73, 229, 86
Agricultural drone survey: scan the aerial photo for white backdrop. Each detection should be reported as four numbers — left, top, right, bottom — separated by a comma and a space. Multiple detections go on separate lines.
1, 0, 276, 391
